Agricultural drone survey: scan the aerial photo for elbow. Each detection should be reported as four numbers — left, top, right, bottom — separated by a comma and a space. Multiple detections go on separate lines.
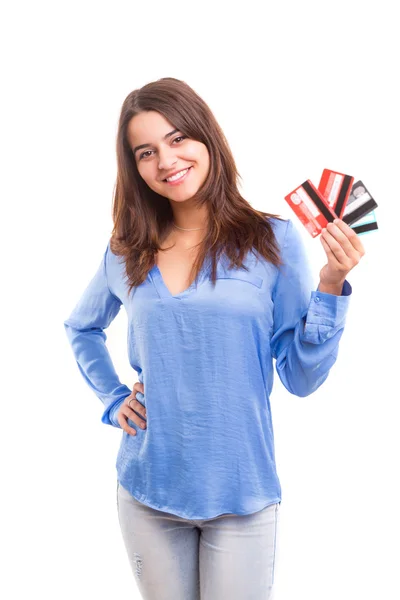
284, 382, 319, 398
276, 350, 338, 398
63, 320, 73, 340
63, 319, 79, 343
292, 386, 313, 398
63, 317, 76, 332
63, 319, 88, 345
280, 367, 331, 398
296, 382, 325, 398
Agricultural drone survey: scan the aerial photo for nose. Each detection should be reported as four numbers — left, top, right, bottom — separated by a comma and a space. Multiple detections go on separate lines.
157, 144, 178, 171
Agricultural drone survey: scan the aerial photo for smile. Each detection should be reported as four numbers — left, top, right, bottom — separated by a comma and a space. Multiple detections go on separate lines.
164, 167, 192, 185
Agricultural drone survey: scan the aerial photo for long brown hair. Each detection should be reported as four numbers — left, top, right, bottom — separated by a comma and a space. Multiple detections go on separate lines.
110, 77, 284, 296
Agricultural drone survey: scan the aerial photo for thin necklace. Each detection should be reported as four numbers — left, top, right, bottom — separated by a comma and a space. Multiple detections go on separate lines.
173, 223, 206, 231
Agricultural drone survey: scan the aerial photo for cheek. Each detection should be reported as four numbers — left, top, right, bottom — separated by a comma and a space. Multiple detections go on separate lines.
188, 146, 210, 175
202, 149, 210, 172
198, 146, 210, 175
137, 164, 154, 184
184, 141, 208, 162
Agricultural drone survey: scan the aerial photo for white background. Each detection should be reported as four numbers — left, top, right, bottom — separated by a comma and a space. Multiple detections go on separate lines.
2, 1, 399, 598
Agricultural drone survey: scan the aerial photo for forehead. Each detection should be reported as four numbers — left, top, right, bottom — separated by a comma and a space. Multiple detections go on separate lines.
127, 111, 176, 145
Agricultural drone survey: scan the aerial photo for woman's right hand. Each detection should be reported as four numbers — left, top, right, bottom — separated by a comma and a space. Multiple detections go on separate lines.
117, 382, 147, 436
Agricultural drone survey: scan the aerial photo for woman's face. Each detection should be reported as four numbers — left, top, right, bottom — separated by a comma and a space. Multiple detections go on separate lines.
127, 110, 210, 202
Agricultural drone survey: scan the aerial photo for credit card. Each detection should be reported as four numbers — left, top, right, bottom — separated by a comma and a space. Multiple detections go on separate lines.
342, 180, 378, 226
284, 180, 337, 238
351, 210, 378, 235
317, 169, 354, 218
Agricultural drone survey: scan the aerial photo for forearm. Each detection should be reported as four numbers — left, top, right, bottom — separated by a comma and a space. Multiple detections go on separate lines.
273, 283, 351, 397
64, 324, 131, 426
275, 319, 345, 396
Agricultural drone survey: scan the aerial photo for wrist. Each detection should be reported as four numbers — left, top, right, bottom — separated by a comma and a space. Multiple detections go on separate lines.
317, 280, 345, 296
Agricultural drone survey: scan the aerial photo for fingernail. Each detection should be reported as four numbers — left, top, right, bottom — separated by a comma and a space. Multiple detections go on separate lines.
333, 219, 339, 224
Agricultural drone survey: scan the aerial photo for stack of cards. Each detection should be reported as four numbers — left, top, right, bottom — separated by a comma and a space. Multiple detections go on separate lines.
284, 169, 378, 238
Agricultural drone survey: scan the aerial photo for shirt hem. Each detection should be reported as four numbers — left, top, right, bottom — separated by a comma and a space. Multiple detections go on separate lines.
117, 477, 281, 521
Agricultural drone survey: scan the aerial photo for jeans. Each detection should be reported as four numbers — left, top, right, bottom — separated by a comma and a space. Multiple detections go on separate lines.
116, 480, 280, 600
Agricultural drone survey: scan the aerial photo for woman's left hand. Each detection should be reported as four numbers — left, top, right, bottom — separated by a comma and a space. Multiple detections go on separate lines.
319, 219, 366, 289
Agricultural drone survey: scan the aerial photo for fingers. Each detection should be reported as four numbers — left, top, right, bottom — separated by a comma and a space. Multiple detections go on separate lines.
129, 398, 147, 421
321, 219, 365, 269
132, 382, 147, 417
117, 383, 146, 436
325, 220, 365, 257
333, 219, 366, 255
118, 415, 138, 437
133, 381, 145, 395
321, 227, 350, 265
320, 235, 341, 268
117, 402, 138, 436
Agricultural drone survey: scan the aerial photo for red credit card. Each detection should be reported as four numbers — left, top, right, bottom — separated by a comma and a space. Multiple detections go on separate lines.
317, 169, 354, 218
284, 180, 337, 238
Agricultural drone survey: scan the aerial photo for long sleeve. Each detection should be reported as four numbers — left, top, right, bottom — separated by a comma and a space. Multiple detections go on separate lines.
63, 243, 131, 428
270, 219, 352, 397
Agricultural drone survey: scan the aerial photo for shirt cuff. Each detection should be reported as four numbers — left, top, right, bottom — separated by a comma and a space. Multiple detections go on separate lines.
341, 279, 352, 296
109, 400, 124, 428
301, 279, 351, 344
102, 395, 130, 428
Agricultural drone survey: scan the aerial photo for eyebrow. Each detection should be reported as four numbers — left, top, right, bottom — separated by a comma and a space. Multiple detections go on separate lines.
132, 129, 180, 156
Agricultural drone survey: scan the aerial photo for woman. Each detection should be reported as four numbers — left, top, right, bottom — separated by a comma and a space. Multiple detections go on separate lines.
64, 77, 365, 599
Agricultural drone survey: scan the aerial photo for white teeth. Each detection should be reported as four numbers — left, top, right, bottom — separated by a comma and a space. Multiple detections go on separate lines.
166, 168, 189, 182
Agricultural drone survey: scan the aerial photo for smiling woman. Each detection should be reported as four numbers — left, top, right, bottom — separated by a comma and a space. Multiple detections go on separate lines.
109, 77, 283, 298
126, 111, 209, 199
63, 76, 362, 600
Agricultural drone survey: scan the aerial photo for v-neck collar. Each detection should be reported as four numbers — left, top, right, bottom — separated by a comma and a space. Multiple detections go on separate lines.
148, 253, 236, 300
149, 264, 199, 299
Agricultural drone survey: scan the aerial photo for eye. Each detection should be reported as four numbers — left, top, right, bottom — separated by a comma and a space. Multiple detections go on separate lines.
139, 150, 153, 160
138, 135, 188, 161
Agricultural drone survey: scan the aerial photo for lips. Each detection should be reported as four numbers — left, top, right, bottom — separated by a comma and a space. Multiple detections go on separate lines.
163, 166, 192, 182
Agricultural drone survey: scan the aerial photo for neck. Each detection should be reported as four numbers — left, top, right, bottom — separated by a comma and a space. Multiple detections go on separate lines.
173, 223, 205, 231
170, 202, 209, 232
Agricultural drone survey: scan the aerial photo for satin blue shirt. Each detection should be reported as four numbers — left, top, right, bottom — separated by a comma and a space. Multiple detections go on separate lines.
63, 218, 351, 519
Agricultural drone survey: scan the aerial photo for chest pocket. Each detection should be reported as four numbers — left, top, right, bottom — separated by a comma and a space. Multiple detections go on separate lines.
215, 266, 263, 289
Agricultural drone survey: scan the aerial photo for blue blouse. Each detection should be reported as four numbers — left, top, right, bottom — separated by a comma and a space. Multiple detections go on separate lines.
63, 217, 351, 519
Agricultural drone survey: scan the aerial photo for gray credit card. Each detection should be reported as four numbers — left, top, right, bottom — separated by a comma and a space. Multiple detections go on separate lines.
343, 180, 378, 226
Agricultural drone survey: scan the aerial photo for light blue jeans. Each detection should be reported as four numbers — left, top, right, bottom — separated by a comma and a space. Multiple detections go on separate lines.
116, 480, 280, 599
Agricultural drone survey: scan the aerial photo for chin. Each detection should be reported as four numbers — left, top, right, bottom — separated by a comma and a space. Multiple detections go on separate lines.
169, 194, 196, 203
